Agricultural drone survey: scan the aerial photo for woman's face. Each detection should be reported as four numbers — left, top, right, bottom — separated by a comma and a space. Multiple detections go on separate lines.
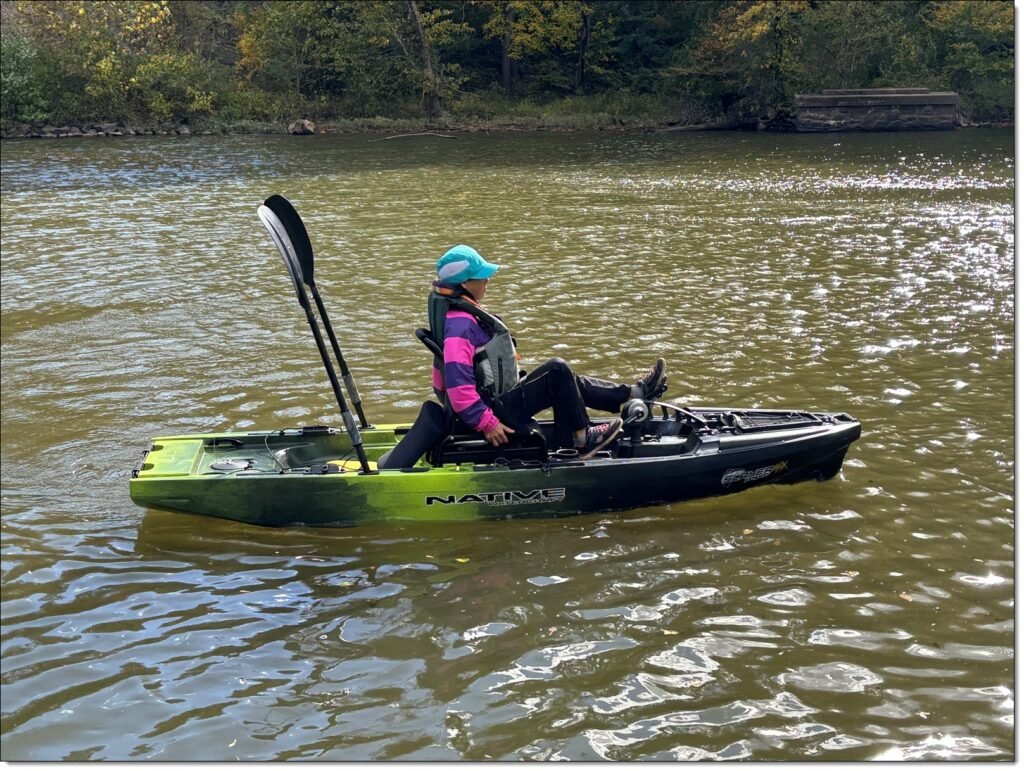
463, 277, 489, 301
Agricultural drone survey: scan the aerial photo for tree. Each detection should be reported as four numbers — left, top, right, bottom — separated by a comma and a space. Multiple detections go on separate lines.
236, 1, 332, 96
574, 3, 591, 93
474, 0, 518, 96
407, 0, 443, 118
4, 0, 205, 124
924, 0, 1013, 121
479, 0, 594, 97
1, 28, 47, 125
683, 0, 810, 124
0, 0, 1015, 130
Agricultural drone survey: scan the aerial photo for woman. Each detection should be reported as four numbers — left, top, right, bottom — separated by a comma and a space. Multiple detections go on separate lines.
430, 244, 667, 460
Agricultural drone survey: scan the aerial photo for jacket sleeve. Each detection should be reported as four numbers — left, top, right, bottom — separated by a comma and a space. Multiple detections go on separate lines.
443, 317, 499, 433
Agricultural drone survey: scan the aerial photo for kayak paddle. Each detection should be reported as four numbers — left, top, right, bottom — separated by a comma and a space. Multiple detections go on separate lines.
262, 194, 371, 430
257, 198, 376, 475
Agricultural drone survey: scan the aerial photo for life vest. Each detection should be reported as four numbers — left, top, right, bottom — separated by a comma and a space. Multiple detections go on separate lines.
428, 284, 520, 399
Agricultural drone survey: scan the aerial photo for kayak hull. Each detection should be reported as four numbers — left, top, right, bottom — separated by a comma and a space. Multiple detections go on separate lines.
130, 408, 861, 527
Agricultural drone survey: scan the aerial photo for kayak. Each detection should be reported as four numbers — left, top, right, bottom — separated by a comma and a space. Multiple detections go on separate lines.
128, 195, 861, 528
129, 405, 860, 527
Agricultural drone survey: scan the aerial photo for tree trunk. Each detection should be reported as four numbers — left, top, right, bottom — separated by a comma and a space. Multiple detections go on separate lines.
406, 0, 443, 120
501, 3, 513, 98
575, 9, 591, 94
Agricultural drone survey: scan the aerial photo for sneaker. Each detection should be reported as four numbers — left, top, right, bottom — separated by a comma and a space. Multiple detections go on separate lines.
577, 418, 624, 460
632, 357, 667, 400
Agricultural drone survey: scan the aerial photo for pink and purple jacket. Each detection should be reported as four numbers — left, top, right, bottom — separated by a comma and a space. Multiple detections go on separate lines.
432, 309, 500, 433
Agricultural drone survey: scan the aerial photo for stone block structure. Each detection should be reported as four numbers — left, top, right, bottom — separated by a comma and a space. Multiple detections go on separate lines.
793, 88, 959, 132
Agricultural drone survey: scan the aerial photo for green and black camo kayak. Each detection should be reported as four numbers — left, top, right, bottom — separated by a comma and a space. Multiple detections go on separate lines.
129, 406, 860, 528
128, 195, 860, 528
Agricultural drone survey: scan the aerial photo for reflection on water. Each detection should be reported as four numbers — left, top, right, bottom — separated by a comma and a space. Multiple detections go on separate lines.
0, 130, 1013, 760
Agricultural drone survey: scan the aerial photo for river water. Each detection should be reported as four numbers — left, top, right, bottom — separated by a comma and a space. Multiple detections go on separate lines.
0, 129, 1013, 761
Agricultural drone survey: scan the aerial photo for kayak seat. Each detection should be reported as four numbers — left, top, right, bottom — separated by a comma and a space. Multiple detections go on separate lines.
378, 400, 548, 469
384, 328, 546, 468
415, 327, 443, 361
429, 424, 547, 467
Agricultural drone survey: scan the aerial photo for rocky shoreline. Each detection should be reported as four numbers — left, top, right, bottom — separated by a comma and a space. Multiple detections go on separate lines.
3, 122, 199, 139
0, 119, 662, 139
1, 116, 1010, 140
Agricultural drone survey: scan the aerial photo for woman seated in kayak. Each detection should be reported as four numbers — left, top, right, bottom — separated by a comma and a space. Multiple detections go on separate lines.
430, 244, 667, 460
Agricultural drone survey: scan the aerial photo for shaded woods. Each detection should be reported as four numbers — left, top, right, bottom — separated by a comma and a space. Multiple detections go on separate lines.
0, 0, 1013, 134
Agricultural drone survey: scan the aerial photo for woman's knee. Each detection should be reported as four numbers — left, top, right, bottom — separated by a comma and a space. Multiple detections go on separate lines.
543, 357, 573, 376
523, 357, 575, 391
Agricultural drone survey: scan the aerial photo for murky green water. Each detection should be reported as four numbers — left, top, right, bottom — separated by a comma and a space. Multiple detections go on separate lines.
0, 129, 1013, 760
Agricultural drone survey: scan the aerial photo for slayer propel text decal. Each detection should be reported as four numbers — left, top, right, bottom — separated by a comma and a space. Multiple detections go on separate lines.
426, 487, 566, 506
721, 461, 789, 487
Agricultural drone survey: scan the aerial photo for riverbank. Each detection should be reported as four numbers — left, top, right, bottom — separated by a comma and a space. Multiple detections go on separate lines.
0, 113, 686, 140
2, 115, 1011, 140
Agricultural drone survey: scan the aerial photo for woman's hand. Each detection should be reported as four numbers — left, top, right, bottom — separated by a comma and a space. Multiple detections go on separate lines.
482, 421, 514, 446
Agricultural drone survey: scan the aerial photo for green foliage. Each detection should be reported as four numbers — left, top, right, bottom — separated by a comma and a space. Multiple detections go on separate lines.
1, 33, 50, 126
480, 0, 582, 60
0, 0, 1015, 131
604, 1, 718, 93
451, 89, 676, 125
678, 1, 812, 125
924, 0, 1013, 121
132, 52, 218, 121
85, 52, 133, 120
236, 0, 330, 95
218, 85, 303, 123
668, 0, 1012, 125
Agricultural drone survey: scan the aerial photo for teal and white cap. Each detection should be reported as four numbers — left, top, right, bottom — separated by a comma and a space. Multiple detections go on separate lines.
436, 244, 500, 285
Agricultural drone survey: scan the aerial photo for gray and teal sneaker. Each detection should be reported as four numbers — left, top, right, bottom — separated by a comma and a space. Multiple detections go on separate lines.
578, 418, 624, 460
632, 358, 667, 401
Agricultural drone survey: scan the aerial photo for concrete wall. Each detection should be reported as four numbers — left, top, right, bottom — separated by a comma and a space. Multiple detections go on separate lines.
793, 88, 959, 132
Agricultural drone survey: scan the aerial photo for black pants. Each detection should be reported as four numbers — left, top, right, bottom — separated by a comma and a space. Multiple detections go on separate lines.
492, 358, 631, 449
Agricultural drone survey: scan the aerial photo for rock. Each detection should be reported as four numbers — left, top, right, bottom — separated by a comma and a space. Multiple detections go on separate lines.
954, 109, 975, 128
98, 122, 119, 134
176, 125, 191, 135
68, 126, 82, 136
41, 125, 58, 136
288, 119, 316, 135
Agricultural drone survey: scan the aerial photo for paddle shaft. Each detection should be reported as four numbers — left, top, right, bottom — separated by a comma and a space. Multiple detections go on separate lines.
298, 295, 374, 474
309, 282, 370, 429
258, 201, 374, 475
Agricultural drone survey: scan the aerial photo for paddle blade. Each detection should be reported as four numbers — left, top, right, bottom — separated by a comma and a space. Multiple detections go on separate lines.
263, 194, 316, 286
257, 204, 306, 305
